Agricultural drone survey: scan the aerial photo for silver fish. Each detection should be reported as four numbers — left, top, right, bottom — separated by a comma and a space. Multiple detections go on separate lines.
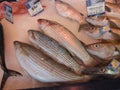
28, 30, 85, 74
14, 41, 91, 83
82, 25, 120, 42
55, 0, 89, 31
105, 2, 120, 19
86, 42, 120, 60
37, 19, 99, 67
86, 15, 120, 29
86, 16, 109, 27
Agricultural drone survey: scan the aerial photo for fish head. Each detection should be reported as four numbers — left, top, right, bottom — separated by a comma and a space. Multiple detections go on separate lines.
86, 42, 115, 59
83, 25, 102, 38
82, 67, 107, 75
28, 30, 44, 43
14, 41, 30, 57
38, 19, 57, 30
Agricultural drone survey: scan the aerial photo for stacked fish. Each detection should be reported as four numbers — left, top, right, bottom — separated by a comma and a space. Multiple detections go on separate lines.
14, 0, 120, 85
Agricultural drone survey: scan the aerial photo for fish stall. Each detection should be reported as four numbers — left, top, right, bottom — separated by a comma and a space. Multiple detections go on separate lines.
0, 0, 120, 90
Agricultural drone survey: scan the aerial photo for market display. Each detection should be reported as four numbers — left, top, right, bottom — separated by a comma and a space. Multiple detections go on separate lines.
1, 0, 120, 90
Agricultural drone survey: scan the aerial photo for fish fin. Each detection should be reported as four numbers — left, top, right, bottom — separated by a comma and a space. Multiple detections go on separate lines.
0, 69, 22, 89
105, 6, 111, 12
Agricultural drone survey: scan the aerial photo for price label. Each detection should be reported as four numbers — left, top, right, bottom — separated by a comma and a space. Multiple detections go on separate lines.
99, 25, 110, 35
25, 0, 44, 16
86, 0, 105, 16
4, 4, 13, 24
106, 59, 120, 74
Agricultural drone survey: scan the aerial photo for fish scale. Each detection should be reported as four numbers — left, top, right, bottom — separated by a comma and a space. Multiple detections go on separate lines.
38, 19, 98, 67
14, 41, 91, 83
28, 30, 83, 74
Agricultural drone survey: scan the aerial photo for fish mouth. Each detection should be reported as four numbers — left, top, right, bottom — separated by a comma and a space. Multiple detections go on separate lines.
28, 30, 37, 40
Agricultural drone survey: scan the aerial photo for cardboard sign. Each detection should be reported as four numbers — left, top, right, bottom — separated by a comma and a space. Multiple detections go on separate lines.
25, 0, 44, 16
4, 4, 13, 24
86, 0, 105, 16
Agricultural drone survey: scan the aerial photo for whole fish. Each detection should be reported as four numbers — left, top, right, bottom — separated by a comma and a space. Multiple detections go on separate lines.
105, 2, 120, 19
0, 23, 22, 90
82, 25, 120, 42
55, 0, 89, 31
14, 41, 91, 83
28, 30, 85, 75
86, 42, 120, 60
86, 15, 120, 29
37, 19, 99, 67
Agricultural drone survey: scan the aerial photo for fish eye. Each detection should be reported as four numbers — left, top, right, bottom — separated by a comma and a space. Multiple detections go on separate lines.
93, 44, 100, 48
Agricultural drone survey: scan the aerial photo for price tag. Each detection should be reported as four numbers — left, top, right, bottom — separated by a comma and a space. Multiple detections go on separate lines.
106, 59, 120, 74
4, 4, 13, 24
86, 0, 105, 16
99, 25, 110, 35
25, 0, 44, 16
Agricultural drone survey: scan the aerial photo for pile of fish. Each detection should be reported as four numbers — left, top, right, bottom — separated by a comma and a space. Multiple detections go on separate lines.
11, 0, 120, 88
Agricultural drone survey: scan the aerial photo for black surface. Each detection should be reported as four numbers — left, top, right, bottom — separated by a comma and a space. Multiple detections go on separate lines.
20, 78, 120, 90
0, 0, 16, 3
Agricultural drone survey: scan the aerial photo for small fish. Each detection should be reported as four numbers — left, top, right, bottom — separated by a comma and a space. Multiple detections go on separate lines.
86, 15, 120, 29
37, 19, 99, 67
0, 23, 22, 90
86, 42, 120, 60
82, 59, 120, 78
28, 30, 85, 75
55, 0, 89, 31
86, 16, 109, 27
83, 25, 120, 42
82, 66, 116, 79
105, 2, 120, 19
14, 41, 91, 83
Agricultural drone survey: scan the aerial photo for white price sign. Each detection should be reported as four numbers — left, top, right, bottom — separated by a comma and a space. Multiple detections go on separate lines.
25, 0, 44, 16
4, 4, 13, 24
86, 0, 105, 16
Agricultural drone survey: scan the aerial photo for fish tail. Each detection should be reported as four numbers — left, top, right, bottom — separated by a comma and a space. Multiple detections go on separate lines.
0, 69, 22, 90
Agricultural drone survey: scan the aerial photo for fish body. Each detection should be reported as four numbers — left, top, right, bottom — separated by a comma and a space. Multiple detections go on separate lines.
105, 2, 120, 19
55, 0, 86, 24
28, 30, 84, 74
14, 41, 91, 83
37, 19, 99, 67
0, 23, 22, 90
55, 0, 89, 31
